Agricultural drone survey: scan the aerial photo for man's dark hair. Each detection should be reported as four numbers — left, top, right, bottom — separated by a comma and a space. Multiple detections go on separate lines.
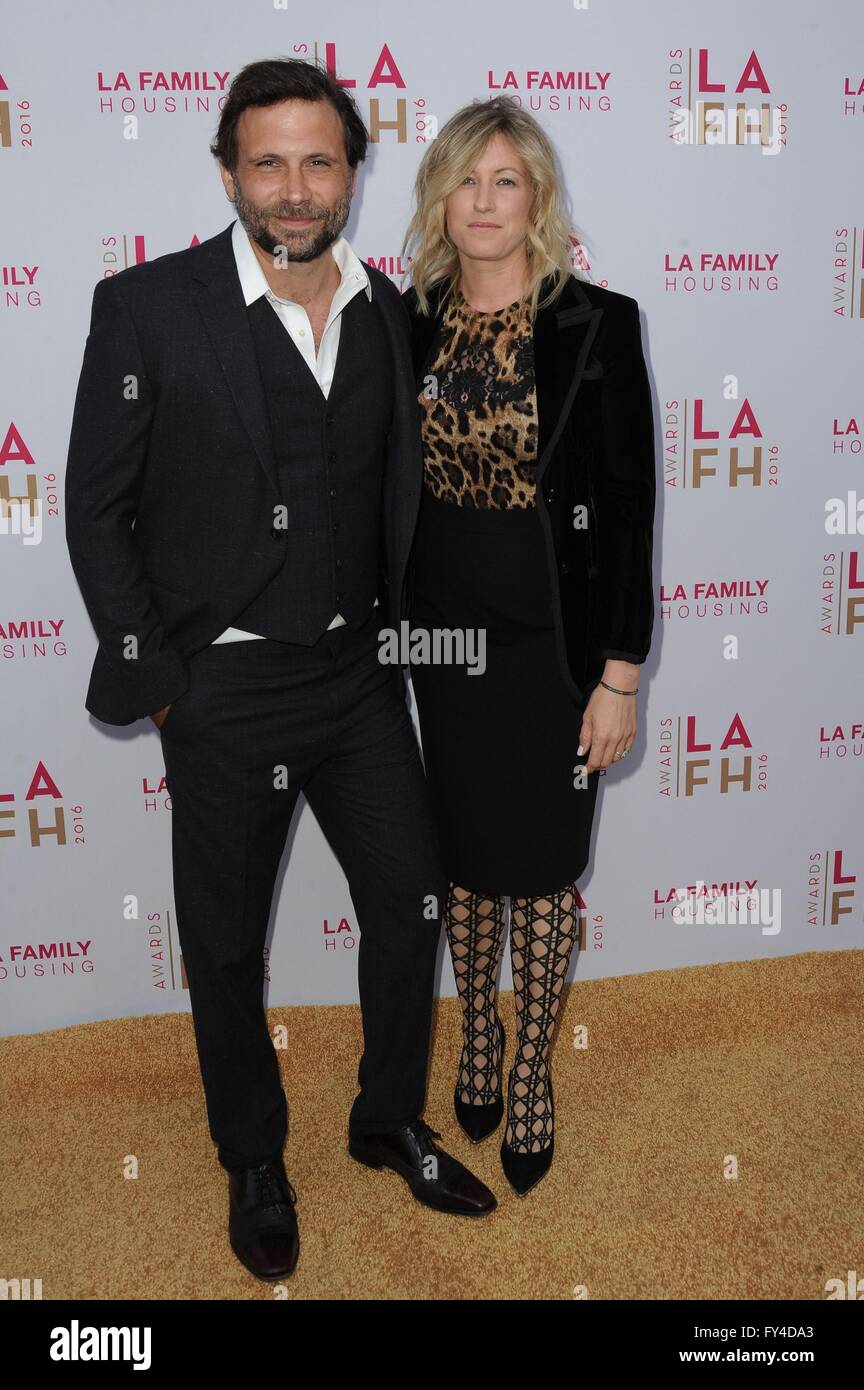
210, 57, 369, 173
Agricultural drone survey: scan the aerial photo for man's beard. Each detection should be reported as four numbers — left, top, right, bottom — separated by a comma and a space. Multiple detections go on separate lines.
231, 179, 352, 263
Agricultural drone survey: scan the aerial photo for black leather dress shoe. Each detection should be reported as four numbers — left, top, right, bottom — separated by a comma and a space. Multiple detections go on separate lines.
348, 1119, 497, 1215
228, 1157, 300, 1280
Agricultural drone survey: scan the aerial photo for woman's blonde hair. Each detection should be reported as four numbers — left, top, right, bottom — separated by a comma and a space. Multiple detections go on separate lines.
402, 95, 574, 321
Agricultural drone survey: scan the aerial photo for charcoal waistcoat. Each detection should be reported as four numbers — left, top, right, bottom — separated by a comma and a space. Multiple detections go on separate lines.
229, 286, 394, 644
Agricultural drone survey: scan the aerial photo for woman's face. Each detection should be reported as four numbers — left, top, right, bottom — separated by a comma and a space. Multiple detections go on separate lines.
443, 132, 533, 269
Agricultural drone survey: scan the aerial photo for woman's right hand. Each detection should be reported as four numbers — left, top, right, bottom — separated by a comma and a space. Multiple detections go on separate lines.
150, 704, 172, 729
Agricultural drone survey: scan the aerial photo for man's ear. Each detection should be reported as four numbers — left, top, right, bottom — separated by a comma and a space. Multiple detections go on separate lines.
219, 162, 237, 202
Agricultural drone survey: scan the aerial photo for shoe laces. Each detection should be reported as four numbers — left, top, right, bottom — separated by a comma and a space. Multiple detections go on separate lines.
409, 1119, 443, 1151
253, 1163, 297, 1213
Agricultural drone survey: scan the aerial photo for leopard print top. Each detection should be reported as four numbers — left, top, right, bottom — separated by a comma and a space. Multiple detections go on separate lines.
418, 286, 539, 509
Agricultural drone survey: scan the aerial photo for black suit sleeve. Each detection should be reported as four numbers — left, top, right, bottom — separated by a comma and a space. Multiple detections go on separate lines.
594, 297, 656, 666
65, 277, 190, 724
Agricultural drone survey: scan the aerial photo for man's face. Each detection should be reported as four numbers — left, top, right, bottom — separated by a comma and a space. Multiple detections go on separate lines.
220, 98, 356, 263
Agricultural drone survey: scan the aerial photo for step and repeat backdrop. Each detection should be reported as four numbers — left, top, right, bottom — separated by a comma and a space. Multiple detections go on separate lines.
2, 0, 862, 1037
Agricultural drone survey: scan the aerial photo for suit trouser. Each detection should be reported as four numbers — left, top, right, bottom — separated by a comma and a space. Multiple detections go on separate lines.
158, 610, 446, 1174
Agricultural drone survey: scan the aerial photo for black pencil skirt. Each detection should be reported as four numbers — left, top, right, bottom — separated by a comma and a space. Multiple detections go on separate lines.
408, 488, 600, 898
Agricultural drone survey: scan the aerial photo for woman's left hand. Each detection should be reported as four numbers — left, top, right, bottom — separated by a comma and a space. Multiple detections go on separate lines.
578, 684, 637, 774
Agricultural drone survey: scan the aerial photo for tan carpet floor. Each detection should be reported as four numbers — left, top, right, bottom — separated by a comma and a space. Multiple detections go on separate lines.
2, 950, 860, 1300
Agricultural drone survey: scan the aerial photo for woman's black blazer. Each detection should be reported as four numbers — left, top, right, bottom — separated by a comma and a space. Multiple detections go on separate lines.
401, 273, 657, 707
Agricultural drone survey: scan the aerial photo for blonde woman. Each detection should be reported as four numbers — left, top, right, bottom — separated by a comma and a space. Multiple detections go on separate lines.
401, 96, 656, 1195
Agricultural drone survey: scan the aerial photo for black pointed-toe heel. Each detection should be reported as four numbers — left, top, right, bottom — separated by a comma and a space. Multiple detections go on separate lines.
500, 1071, 554, 1196
453, 1014, 506, 1143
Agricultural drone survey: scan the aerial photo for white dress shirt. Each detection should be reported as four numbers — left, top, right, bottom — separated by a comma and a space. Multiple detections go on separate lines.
211, 218, 374, 645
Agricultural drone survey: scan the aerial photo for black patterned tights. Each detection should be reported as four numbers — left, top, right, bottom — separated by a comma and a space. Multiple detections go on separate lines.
445, 882, 580, 1153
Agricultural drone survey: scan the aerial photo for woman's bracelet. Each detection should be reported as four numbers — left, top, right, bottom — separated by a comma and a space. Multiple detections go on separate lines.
600, 679, 639, 696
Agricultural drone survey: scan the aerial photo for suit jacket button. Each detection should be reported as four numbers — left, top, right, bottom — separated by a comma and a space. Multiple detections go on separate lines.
559, 559, 571, 575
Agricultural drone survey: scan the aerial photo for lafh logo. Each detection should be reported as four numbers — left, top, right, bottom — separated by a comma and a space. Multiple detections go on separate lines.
669, 48, 785, 152
0, 69, 9, 148
658, 713, 766, 797
664, 391, 779, 491
806, 850, 858, 927
831, 227, 864, 318
0, 68, 34, 151
298, 41, 413, 143
820, 550, 864, 637
0, 421, 49, 544
142, 909, 188, 992
100, 232, 201, 277
568, 234, 597, 277
0, 762, 85, 846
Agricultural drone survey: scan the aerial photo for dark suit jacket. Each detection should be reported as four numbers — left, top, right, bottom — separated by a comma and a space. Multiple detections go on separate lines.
64, 222, 423, 726
402, 273, 657, 705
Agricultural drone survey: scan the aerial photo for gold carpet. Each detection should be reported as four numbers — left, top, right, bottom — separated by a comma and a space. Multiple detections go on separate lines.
2, 950, 860, 1300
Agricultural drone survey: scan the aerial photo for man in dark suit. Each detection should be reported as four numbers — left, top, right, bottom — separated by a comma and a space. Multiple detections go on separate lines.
65, 58, 495, 1283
